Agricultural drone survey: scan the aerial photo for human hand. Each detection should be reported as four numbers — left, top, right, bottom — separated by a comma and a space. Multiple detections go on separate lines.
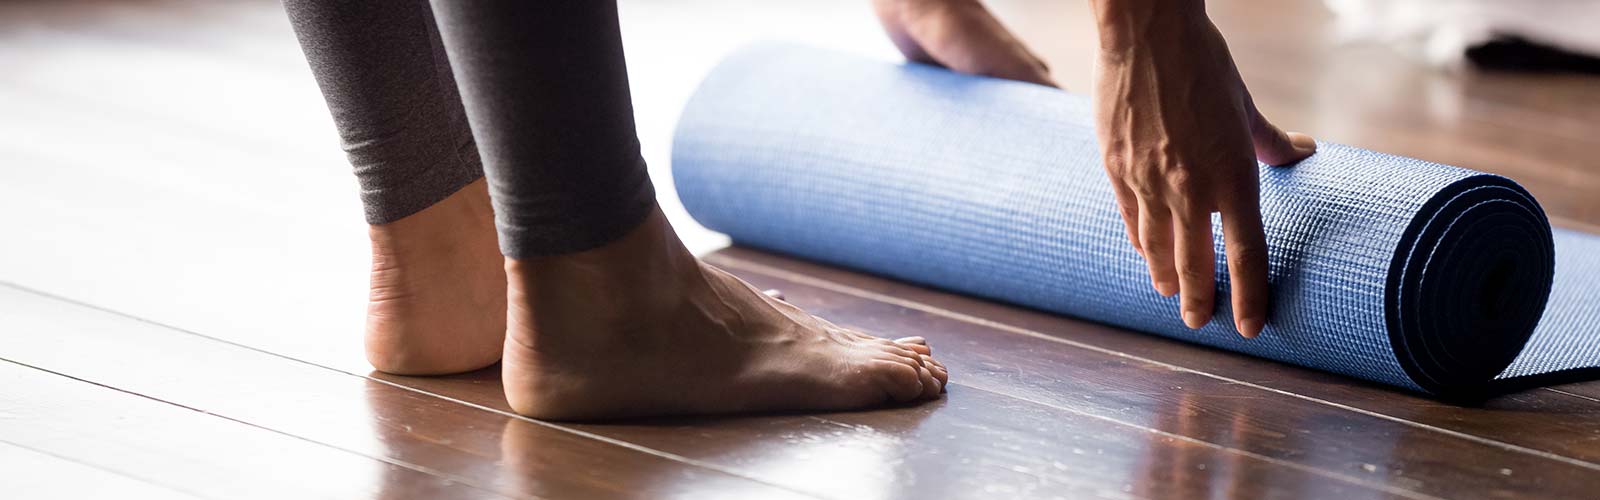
1090, 1, 1315, 337
872, 0, 1056, 87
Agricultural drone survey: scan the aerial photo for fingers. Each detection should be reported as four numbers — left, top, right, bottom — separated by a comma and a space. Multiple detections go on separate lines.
1172, 208, 1217, 329
1138, 199, 1179, 297
878, 0, 1057, 87
1122, 169, 1270, 336
871, 0, 939, 64
1220, 193, 1269, 338
1136, 181, 1272, 336
1248, 106, 1316, 166
1111, 180, 1144, 257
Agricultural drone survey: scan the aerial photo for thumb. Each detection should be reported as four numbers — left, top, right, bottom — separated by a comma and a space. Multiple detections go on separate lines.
1249, 105, 1316, 166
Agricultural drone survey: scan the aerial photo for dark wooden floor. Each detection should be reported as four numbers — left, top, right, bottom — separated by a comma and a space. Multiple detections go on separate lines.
3, 0, 1599, 498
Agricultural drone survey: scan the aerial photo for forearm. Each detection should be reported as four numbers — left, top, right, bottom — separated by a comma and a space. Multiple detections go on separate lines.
1087, 0, 1207, 55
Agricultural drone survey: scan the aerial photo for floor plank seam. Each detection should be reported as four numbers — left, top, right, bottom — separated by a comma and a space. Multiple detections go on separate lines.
714, 255, 1600, 473
0, 438, 212, 500
945, 381, 1443, 500
358, 376, 828, 499
0, 357, 521, 500
1544, 387, 1600, 403
0, 280, 827, 500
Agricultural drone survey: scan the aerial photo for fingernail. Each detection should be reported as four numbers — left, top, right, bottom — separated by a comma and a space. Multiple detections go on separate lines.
1154, 280, 1178, 297
1182, 310, 1206, 329
1237, 318, 1263, 339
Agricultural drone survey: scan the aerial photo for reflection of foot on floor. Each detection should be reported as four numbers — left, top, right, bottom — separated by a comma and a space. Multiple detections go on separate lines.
500, 207, 949, 421
365, 179, 507, 375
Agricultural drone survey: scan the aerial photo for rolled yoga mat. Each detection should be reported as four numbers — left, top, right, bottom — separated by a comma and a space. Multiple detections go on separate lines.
672, 43, 1600, 399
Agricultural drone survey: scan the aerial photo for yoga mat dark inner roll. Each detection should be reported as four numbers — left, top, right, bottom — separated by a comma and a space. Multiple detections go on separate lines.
672, 43, 1598, 399
1387, 176, 1552, 395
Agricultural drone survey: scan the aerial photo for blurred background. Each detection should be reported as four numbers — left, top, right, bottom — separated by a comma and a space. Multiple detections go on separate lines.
0, 0, 1596, 367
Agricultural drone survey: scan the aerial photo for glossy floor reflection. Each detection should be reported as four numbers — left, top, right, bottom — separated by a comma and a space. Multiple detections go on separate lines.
3, 0, 1600, 498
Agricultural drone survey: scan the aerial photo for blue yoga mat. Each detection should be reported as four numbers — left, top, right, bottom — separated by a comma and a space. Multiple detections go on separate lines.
672, 43, 1600, 398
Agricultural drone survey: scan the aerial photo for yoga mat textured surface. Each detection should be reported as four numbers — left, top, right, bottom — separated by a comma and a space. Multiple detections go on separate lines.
672, 43, 1600, 397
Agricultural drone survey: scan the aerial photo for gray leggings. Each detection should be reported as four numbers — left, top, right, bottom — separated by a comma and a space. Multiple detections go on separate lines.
283, 0, 656, 258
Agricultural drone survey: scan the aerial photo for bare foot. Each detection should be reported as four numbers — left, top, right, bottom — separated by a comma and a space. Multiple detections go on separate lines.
500, 207, 948, 420
365, 179, 506, 375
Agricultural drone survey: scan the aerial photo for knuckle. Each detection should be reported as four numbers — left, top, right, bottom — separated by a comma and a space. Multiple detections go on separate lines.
1102, 153, 1129, 173
1231, 244, 1269, 268
1140, 227, 1169, 246
1131, 181, 1162, 199
1119, 205, 1139, 221
1179, 266, 1210, 282
1164, 168, 1196, 191
1138, 238, 1160, 254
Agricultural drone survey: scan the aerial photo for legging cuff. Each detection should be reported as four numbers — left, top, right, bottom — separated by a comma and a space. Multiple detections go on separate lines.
492, 156, 656, 259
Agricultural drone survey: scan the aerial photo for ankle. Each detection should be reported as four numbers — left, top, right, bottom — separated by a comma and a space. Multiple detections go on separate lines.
504, 207, 698, 332
361, 179, 506, 376
368, 181, 497, 259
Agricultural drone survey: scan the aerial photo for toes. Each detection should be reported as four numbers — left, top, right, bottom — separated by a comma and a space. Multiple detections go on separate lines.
922, 354, 948, 387
875, 337, 944, 389
872, 337, 923, 361
893, 336, 933, 357
875, 360, 926, 402
915, 365, 943, 400
898, 341, 932, 356
877, 351, 922, 370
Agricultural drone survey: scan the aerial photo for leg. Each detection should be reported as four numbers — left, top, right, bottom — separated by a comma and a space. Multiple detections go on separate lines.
284, 0, 505, 375
428, 0, 948, 420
